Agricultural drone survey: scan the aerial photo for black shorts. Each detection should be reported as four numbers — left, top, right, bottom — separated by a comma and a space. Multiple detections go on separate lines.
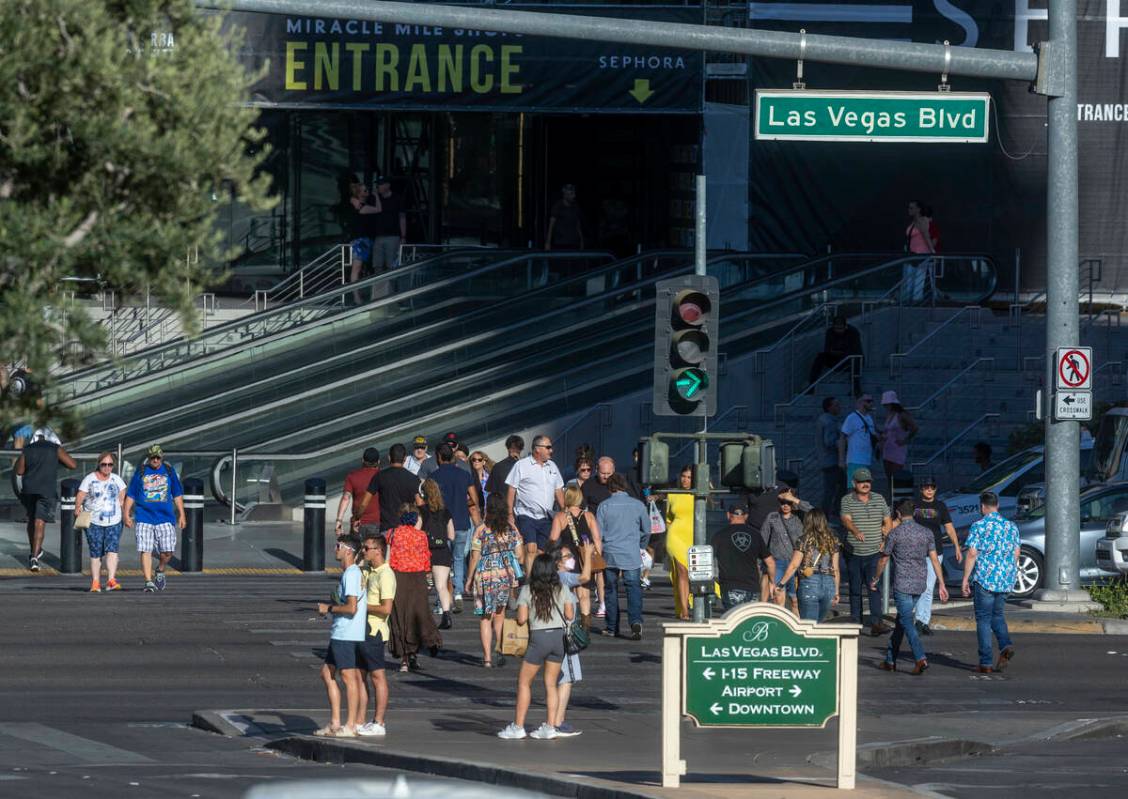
524, 627, 566, 666
325, 638, 360, 670
21, 494, 54, 523
360, 633, 387, 671
429, 544, 453, 568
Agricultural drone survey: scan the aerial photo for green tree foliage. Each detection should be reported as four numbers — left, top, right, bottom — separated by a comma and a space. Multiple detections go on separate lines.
0, 0, 272, 437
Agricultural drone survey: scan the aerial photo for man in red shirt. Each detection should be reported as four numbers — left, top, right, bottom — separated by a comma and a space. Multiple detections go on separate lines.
337, 448, 380, 537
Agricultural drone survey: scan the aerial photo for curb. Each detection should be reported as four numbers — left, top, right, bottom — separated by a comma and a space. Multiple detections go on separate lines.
192, 710, 658, 799
0, 567, 344, 577
928, 615, 1127, 635
267, 736, 661, 799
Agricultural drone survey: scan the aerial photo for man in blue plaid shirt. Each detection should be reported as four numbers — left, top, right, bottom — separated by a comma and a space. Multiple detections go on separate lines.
961, 491, 1020, 673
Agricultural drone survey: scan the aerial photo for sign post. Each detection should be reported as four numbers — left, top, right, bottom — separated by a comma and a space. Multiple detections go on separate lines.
1052, 346, 1093, 423
662, 604, 860, 789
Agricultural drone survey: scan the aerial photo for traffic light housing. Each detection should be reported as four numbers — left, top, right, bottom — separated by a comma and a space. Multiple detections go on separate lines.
720, 436, 776, 490
637, 436, 670, 486
652, 275, 720, 416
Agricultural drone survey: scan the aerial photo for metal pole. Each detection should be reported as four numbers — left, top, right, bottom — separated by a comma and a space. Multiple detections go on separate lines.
692, 435, 708, 623
181, 477, 205, 572
230, 448, 238, 527
694, 175, 706, 278
206, 1, 1038, 82
59, 478, 81, 574
1040, 0, 1081, 599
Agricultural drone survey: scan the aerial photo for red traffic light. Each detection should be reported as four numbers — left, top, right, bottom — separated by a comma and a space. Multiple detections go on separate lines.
673, 290, 711, 326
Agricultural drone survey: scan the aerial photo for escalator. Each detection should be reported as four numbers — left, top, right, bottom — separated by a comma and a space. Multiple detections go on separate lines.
57, 250, 995, 515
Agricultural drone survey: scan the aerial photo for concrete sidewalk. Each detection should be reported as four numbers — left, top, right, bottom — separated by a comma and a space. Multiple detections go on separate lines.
193, 706, 1128, 799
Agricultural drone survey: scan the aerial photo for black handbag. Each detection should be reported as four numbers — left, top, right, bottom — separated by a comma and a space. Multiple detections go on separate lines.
563, 620, 590, 654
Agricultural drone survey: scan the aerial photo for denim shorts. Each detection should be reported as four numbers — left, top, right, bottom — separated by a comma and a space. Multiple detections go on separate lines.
85, 522, 122, 558
326, 638, 361, 670
351, 237, 372, 264
775, 561, 798, 598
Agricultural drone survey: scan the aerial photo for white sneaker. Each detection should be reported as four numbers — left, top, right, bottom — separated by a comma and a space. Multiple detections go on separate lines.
497, 723, 527, 740
530, 723, 558, 740
357, 721, 386, 737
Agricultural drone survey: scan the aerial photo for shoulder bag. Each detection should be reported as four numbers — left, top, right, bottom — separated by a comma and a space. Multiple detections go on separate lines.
563, 619, 590, 654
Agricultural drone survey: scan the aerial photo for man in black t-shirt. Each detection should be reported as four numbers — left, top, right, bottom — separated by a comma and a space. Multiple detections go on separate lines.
581, 456, 615, 511
371, 176, 407, 276
545, 184, 584, 250
911, 475, 961, 635
712, 506, 776, 611
484, 434, 524, 498
354, 443, 421, 533
15, 428, 76, 571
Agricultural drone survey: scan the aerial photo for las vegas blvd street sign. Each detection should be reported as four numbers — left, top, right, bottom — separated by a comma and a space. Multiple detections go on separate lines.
683, 612, 839, 727
755, 90, 991, 143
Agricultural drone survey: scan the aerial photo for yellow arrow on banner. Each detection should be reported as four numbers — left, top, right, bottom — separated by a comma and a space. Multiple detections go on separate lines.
629, 78, 655, 104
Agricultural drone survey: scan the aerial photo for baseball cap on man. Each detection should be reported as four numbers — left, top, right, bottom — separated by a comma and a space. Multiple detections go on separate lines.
146, 444, 164, 458
919, 474, 938, 487
852, 467, 873, 483
727, 504, 749, 516
363, 447, 380, 464
442, 432, 459, 446
411, 435, 427, 448
375, 175, 391, 186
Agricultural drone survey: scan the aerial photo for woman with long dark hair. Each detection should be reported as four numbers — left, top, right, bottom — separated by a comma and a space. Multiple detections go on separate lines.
497, 553, 576, 740
417, 478, 455, 630
465, 492, 522, 668
774, 508, 841, 622
387, 503, 442, 672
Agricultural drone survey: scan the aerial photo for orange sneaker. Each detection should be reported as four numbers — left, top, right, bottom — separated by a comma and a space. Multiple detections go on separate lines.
105, 579, 122, 591
90, 580, 101, 593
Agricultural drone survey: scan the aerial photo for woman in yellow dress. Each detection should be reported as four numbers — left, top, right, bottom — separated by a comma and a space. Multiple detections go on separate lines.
665, 465, 695, 620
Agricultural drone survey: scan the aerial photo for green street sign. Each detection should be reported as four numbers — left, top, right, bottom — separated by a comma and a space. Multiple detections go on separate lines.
683, 612, 839, 727
754, 90, 990, 143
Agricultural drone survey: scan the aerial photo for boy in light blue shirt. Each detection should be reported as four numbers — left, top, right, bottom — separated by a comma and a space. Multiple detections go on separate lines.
315, 534, 368, 737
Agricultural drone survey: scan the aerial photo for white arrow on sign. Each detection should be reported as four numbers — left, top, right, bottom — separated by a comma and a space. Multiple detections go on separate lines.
710, 702, 723, 715
702, 667, 715, 681
789, 685, 802, 698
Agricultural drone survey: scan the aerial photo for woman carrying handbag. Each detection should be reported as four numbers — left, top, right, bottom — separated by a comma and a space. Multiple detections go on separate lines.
74, 452, 127, 593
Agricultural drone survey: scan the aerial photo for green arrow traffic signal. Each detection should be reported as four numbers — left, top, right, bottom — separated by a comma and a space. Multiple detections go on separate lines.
676, 369, 707, 399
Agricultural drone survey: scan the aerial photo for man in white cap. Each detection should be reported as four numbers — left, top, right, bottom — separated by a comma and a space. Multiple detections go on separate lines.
15, 428, 76, 571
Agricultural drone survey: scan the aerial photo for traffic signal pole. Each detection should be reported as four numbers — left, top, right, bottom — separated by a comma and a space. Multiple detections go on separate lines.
693, 175, 708, 624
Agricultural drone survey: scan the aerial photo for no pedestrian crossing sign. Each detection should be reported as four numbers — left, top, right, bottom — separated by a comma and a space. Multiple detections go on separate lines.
683, 614, 838, 727
754, 89, 991, 143
661, 604, 861, 790
1055, 346, 1092, 390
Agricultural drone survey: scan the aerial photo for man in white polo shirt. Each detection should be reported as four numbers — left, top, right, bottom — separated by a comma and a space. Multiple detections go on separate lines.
506, 434, 565, 571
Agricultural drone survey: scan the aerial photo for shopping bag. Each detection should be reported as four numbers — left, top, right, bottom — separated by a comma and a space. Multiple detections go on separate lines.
500, 617, 529, 656
649, 500, 667, 535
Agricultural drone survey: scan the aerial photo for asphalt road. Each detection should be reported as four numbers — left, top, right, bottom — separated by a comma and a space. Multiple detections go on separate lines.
2, 572, 1128, 798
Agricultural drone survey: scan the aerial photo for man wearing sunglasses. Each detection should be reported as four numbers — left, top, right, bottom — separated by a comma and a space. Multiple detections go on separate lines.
506, 435, 565, 571
124, 444, 185, 593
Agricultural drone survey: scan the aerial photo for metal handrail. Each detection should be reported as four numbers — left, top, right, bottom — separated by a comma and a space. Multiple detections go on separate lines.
249, 244, 350, 309
906, 358, 995, 412
79, 251, 808, 447
773, 355, 862, 426
889, 305, 981, 371
1009, 258, 1103, 319
909, 413, 1000, 471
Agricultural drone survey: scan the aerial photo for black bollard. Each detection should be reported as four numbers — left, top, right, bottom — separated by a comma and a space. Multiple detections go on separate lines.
181, 477, 205, 572
59, 478, 81, 574
303, 478, 326, 572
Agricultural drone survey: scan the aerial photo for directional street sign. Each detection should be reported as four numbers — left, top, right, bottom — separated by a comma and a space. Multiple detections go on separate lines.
1055, 347, 1092, 390
682, 613, 839, 727
754, 90, 991, 143
1054, 391, 1093, 421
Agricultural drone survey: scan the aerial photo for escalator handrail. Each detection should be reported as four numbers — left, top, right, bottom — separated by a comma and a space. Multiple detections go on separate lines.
59, 248, 617, 402
189, 251, 1000, 467
75, 249, 813, 446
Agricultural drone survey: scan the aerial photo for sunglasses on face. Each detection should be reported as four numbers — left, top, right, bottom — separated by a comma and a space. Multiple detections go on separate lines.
98, 462, 114, 468
471, 457, 484, 463
149, 456, 162, 462
537, 444, 553, 450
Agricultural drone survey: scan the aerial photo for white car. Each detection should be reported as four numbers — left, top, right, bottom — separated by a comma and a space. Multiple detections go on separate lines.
939, 443, 1095, 530
1097, 514, 1128, 576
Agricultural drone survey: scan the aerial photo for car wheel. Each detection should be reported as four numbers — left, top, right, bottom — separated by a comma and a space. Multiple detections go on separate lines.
1012, 546, 1044, 598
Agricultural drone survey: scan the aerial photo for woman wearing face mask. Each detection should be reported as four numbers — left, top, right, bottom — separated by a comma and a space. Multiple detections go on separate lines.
549, 543, 590, 737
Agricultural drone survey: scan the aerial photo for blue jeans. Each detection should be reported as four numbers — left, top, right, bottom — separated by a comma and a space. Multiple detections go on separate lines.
797, 573, 836, 621
774, 561, 797, 598
603, 566, 642, 634
845, 550, 882, 625
451, 527, 472, 596
973, 583, 1013, 667
721, 587, 757, 611
914, 553, 942, 624
886, 590, 926, 663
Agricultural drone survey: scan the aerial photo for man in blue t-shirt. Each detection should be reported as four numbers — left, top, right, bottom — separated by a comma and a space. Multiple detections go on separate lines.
123, 444, 185, 593
431, 444, 481, 613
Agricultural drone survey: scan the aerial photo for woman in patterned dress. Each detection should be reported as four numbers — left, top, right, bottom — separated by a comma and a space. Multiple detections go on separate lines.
465, 492, 522, 667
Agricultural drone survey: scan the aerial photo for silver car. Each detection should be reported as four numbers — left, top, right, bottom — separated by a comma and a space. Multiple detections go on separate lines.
952, 481, 1128, 598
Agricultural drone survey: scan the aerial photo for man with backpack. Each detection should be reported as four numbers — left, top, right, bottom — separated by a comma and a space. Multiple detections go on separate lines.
123, 444, 185, 592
